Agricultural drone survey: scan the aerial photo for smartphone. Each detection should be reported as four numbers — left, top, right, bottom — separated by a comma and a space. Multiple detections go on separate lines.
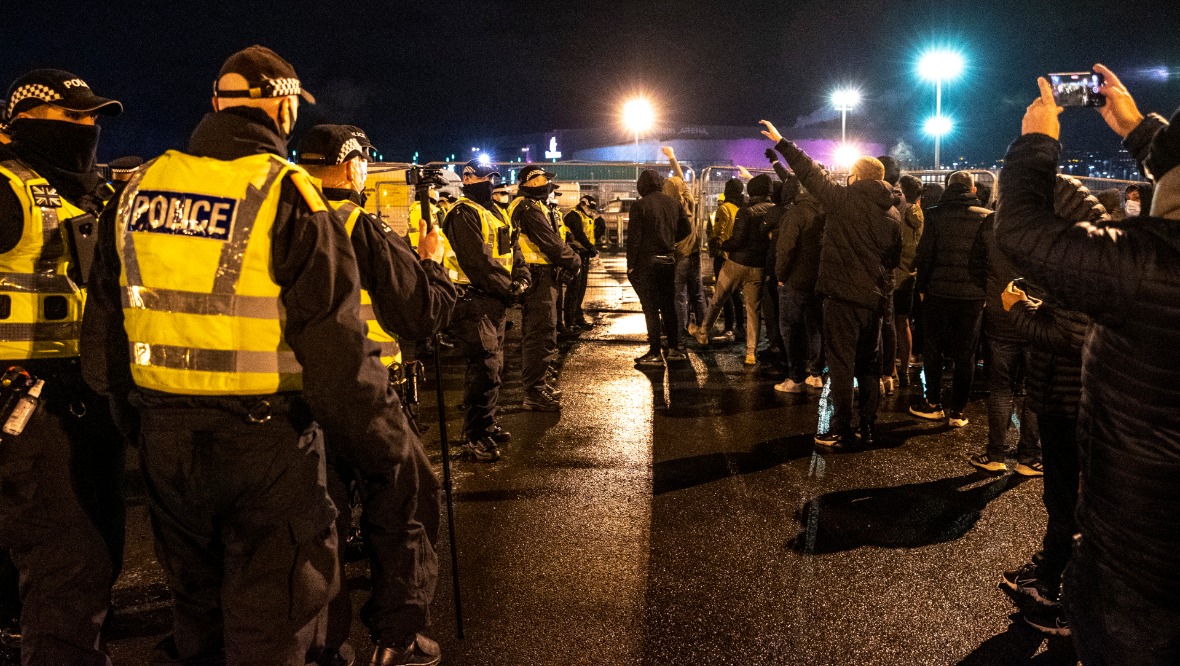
1048, 72, 1106, 107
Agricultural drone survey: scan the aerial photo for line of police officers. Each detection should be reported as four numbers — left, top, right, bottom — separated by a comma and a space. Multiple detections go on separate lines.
0, 44, 597, 666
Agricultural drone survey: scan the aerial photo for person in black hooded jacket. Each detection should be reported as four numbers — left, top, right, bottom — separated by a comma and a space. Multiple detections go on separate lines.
998, 66, 1180, 664
761, 120, 901, 448
691, 173, 774, 364
911, 171, 991, 427
628, 169, 690, 365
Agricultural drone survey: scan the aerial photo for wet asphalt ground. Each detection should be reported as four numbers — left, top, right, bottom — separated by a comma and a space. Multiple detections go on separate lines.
106, 256, 1080, 665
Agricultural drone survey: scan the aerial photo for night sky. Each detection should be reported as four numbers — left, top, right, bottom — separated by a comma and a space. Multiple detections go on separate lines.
4, 0, 1178, 164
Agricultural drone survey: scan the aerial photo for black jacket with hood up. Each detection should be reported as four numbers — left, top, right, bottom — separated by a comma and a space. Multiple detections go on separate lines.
773, 139, 901, 311
627, 169, 689, 271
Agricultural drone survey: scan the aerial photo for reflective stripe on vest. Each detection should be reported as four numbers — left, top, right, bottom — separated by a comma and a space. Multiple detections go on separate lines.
0, 160, 86, 361
116, 150, 304, 395
509, 197, 563, 265
332, 199, 402, 367
408, 201, 459, 282
444, 198, 512, 285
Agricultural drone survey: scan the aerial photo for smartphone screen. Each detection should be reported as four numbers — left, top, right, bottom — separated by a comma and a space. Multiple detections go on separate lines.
1049, 72, 1106, 107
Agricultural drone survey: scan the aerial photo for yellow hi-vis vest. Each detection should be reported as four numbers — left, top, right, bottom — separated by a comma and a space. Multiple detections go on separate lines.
329, 199, 402, 368
510, 197, 566, 265
575, 208, 596, 246
0, 159, 86, 361
444, 198, 512, 285
408, 201, 460, 282
116, 150, 311, 395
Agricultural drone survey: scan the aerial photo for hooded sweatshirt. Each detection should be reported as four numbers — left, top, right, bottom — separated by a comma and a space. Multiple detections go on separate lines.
627, 169, 689, 271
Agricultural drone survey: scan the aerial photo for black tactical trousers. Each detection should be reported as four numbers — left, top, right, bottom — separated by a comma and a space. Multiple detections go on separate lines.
323, 439, 440, 649
563, 257, 590, 327
521, 266, 558, 393
0, 374, 123, 666
139, 406, 337, 666
452, 292, 508, 441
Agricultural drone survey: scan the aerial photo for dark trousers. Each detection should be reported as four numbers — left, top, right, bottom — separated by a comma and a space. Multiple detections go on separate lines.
0, 377, 123, 666
1065, 535, 1180, 665
452, 292, 508, 441
139, 408, 338, 665
822, 299, 882, 436
1034, 413, 1078, 595
674, 252, 706, 336
632, 261, 679, 353
762, 275, 783, 353
324, 439, 440, 649
779, 286, 823, 382
921, 296, 984, 411
713, 255, 744, 333
985, 336, 1039, 462
563, 256, 591, 327
522, 265, 558, 392
879, 292, 895, 377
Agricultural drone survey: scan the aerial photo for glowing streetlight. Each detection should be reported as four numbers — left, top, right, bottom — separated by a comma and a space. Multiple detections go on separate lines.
923, 115, 954, 139
832, 142, 861, 169
477, 152, 492, 167
623, 96, 655, 177
917, 49, 965, 169
831, 87, 861, 143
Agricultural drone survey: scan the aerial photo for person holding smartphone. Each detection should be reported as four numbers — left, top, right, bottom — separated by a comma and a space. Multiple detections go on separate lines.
997, 64, 1180, 665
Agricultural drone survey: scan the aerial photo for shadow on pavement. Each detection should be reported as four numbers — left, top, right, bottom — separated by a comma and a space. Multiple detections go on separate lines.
790, 470, 1028, 554
957, 616, 1078, 665
653, 434, 816, 495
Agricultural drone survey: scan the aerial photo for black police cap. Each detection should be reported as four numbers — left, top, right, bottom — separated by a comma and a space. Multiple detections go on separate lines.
214, 45, 315, 104
518, 164, 555, 184
297, 124, 377, 166
5, 69, 123, 120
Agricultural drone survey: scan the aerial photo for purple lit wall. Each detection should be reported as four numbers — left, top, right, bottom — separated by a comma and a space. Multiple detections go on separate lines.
573, 137, 887, 170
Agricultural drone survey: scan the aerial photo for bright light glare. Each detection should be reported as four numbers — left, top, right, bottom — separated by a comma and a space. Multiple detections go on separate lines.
622, 97, 655, 133
477, 153, 492, 166
918, 49, 965, 82
832, 143, 861, 167
924, 115, 954, 137
831, 88, 862, 110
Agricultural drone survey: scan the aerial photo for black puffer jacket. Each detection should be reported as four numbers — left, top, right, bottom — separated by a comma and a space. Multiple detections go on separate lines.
916, 184, 990, 300
995, 118, 1180, 606
1007, 282, 1088, 418
773, 139, 901, 311
722, 196, 774, 268
775, 191, 825, 292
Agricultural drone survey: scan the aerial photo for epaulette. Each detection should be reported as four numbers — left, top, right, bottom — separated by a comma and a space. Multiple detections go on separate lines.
290, 171, 328, 213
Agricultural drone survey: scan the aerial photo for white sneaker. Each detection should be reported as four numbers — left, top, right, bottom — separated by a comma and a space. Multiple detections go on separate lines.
774, 378, 805, 393
805, 375, 824, 389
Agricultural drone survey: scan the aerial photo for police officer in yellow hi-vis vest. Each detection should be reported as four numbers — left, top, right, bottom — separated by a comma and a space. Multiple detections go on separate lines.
80, 46, 440, 666
511, 165, 581, 412
442, 160, 529, 463
297, 124, 457, 666
0, 68, 126, 665
562, 194, 600, 330
406, 188, 444, 250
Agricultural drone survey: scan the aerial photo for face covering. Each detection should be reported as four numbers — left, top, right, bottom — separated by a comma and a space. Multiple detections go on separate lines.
462, 180, 493, 204
519, 183, 551, 200
7, 118, 104, 202
1125, 200, 1141, 216
492, 194, 509, 206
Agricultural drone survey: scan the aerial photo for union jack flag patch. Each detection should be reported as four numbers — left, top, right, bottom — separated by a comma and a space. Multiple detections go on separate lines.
30, 184, 61, 208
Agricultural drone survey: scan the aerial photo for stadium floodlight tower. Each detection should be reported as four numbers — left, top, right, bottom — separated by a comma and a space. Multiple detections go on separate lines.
918, 49, 965, 169
623, 96, 655, 178
831, 87, 861, 144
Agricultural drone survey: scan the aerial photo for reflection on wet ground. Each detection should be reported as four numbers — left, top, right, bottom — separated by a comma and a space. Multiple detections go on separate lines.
107, 254, 1076, 665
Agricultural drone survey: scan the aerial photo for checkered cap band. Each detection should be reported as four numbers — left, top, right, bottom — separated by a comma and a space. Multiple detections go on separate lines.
338, 138, 362, 164
265, 77, 302, 97
7, 84, 63, 117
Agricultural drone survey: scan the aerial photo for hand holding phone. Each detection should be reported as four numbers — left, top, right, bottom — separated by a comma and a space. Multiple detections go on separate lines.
1048, 72, 1106, 107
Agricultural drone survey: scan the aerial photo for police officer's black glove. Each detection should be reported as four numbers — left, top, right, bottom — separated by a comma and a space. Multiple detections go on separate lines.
558, 269, 575, 286
765, 148, 778, 163
508, 279, 529, 300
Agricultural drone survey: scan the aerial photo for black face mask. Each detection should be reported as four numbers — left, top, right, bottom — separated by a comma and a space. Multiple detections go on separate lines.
519, 183, 552, 200
7, 118, 104, 202
462, 180, 493, 204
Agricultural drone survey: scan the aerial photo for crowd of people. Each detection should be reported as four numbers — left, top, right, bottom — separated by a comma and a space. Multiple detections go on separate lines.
625, 64, 1180, 664
0, 36, 1177, 666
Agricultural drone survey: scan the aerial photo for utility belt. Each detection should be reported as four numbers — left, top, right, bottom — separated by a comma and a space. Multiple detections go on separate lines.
135, 391, 313, 430
390, 360, 425, 435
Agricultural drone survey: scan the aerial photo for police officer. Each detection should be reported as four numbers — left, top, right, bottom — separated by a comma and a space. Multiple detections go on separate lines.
510, 165, 581, 411
490, 182, 512, 227
562, 194, 600, 330
0, 68, 126, 664
443, 160, 529, 462
297, 124, 457, 665
406, 187, 443, 248
81, 46, 439, 665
